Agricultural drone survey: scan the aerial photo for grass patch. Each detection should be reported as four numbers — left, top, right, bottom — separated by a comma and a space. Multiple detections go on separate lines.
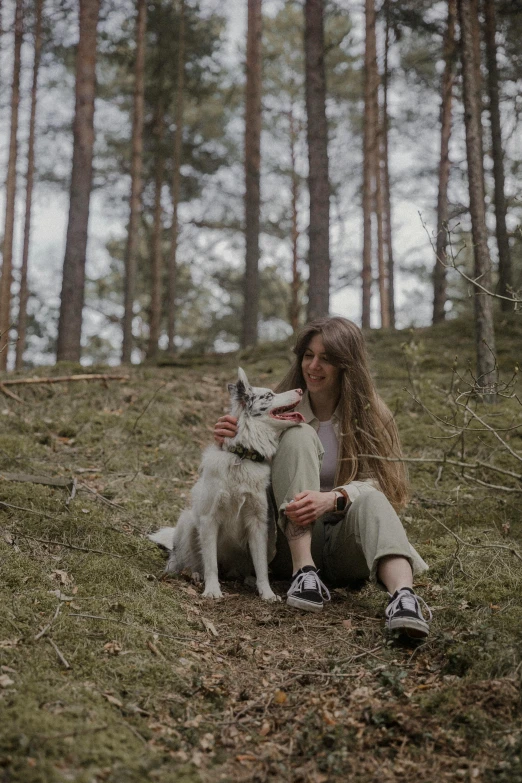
1, 318, 521, 781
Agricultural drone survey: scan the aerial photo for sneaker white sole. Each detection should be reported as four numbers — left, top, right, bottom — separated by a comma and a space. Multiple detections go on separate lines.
287, 595, 324, 613
388, 616, 429, 638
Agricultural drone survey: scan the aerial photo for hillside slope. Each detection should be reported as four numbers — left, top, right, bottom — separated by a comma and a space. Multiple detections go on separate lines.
0, 317, 521, 783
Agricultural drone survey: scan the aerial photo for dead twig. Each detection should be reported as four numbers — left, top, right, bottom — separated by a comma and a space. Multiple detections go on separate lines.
0, 383, 23, 402
67, 613, 194, 642
48, 637, 71, 668
35, 603, 62, 641
17, 532, 124, 559
0, 472, 74, 488
432, 515, 522, 564
0, 373, 129, 387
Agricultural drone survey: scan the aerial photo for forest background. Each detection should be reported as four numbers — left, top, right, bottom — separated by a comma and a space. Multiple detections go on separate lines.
0, 0, 520, 370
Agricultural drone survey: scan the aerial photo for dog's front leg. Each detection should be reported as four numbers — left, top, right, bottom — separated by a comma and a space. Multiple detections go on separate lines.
199, 516, 223, 599
246, 514, 280, 603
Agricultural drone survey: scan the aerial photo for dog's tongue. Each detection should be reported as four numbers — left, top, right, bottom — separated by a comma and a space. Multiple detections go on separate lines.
273, 411, 305, 423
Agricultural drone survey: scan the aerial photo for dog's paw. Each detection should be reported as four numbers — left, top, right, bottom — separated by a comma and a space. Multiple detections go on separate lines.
260, 591, 281, 602
202, 588, 223, 599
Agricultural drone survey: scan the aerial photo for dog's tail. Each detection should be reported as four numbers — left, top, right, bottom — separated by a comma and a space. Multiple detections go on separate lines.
147, 526, 176, 551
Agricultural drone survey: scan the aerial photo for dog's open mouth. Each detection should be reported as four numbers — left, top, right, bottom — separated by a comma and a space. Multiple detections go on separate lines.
269, 401, 305, 423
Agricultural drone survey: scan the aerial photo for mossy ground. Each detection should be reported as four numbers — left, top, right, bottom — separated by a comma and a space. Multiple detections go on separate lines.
0, 316, 521, 783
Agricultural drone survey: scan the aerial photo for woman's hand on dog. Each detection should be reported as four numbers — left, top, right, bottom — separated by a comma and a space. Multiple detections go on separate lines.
285, 491, 336, 526
214, 415, 238, 445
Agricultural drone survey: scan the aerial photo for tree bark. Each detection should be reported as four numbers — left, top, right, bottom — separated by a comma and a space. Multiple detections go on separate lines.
362, 0, 377, 329
288, 105, 301, 333
16, 0, 44, 371
458, 0, 497, 401
242, 0, 262, 347
122, 0, 147, 363
167, 0, 185, 354
56, 0, 100, 362
433, 0, 457, 325
0, 0, 23, 369
304, 0, 330, 321
374, 70, 389, 329
381, 0, 395, 328
483, 0, 512, 309
147, 109, 165, 360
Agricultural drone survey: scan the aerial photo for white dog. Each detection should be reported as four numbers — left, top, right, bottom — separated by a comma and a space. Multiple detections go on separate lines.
149, 368, 303, 601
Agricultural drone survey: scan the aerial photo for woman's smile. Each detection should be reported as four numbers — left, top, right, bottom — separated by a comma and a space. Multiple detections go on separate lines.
301, 334, 341, 399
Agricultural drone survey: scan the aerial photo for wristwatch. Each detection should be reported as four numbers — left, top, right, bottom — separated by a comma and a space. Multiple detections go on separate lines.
333, 488, 349, 513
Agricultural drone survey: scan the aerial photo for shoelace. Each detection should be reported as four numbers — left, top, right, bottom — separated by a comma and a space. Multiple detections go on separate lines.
291, 570, 331, 601
385, 589, 433, 621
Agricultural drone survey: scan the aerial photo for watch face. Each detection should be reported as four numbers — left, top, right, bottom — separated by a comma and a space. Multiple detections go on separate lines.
336, 495, 346, 512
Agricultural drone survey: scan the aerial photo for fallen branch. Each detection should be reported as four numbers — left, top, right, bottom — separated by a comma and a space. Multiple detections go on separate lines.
0, 383, 23, 402
0, 373, 129, 387
0, 471, 74, 489
17, 532, 124, 559
48, 637, 71, 668
358, 454, 522, 483
35, 603, 62, 641
67, 613, 194, 642
432, 515, 522, 564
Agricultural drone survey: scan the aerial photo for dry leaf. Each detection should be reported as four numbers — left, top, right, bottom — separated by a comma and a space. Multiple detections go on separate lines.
1, 665, 16, 673
0, 639, 19, 648
147, 640, 162, 657
103, 641, 122, 655
0, 674, 15, 688
201, 617, 218, 637
199, 733, 215, 750
322, 709, 337, 726
236, 754, 257, 763
48, 590, 74, 602
342, 619, 353, 630
273, 690, 287, 704
50, 569, 70, 585
102, 692, 123, 708
259, 721, 271, 736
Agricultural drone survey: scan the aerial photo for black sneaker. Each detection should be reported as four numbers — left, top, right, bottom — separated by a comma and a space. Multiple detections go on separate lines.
385, 587, 432, 639
286, 566, 331, 613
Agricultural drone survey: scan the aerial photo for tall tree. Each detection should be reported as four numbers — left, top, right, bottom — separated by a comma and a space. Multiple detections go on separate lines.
362, 0, 378, 329
147, 105, 165, 359
16, 0, 44, 370
374, 71, 389, 330
381, 0, 395, 328
167, 0, 185, 354
0, 0, 24, 369
56, 0, 101, 361
483, 0, 513, 309
304, 0, 330, 321
433, 0, 457, 324
242, 0, 262, 347
458, 0, 496, 400
288, 105, 302, 333
122, 0, 147, 363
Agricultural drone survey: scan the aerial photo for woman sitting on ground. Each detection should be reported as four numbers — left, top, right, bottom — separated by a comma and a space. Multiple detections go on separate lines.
214, 316, 432, 639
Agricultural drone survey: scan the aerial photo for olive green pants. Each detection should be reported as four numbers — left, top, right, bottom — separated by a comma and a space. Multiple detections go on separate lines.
267, 424, 428, 585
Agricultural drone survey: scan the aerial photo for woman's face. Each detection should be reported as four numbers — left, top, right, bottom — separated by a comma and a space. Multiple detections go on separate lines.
301, 334, 341, 400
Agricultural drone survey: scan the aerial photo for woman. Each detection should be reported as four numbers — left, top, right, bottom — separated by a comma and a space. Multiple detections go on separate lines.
214, 317, 431, 638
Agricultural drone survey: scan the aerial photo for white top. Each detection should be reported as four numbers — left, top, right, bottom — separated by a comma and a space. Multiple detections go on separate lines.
317, 419, 338, 491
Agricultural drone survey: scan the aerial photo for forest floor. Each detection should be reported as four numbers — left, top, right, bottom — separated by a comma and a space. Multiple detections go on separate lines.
1, 315, 521, 783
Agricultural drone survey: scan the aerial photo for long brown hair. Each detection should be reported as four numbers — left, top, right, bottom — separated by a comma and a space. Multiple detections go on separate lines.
276, 317, 409, 511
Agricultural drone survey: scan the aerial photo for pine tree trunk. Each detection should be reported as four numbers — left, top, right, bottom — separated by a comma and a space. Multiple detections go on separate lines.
122, 0, 147, 363
56, 0, 100, 362
167, 0, 185, 354
381, 0, 395, 328
362, 0, 377, 329
242, 0, 262, 347
0, 0, 23, 370
433, 0, 457, 325
288, 106, 301, 333
483, 0, 512, 309
147, 110, 165, 360
16, 0, 43, 371
374, 71, 389, 329
304, 0, 330, 321
458, 0, 497, 401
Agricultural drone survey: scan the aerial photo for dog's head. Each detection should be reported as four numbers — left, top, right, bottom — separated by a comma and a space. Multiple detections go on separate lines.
228, 368, 304, 429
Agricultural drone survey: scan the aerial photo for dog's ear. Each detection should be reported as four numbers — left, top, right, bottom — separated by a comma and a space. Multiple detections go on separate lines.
228, 368, 251, 407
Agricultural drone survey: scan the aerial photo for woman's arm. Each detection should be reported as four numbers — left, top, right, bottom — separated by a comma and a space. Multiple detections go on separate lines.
285, 490, 337, 526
